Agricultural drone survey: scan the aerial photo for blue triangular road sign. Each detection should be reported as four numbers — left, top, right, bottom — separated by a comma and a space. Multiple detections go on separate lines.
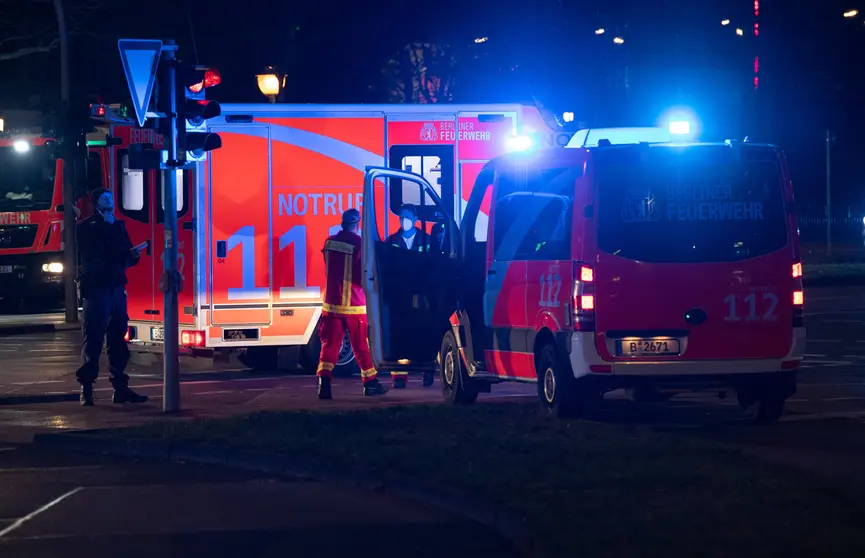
117, 39, 163, 127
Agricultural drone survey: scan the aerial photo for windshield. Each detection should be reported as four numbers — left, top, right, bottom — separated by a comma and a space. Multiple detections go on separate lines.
0, 145, 56, 211
595, 145, 788, 263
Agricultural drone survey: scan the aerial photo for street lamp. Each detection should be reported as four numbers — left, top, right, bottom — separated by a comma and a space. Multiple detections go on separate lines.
613, 36, 624, 44
843, 9, 858, 17
256, 66, 285, 103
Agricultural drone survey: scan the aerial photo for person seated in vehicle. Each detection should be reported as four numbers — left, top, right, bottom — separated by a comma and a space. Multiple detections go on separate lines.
386, 203, 427, 251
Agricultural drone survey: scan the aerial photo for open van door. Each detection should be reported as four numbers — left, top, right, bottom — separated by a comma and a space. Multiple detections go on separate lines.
361, 166, 460, 373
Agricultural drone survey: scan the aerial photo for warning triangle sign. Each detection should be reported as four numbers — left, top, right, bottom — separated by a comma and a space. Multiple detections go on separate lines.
117, 39, 163, 127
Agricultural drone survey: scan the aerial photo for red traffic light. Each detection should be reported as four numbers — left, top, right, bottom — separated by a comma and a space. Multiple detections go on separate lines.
89, 103, 106, 117
187, 68, 221, 94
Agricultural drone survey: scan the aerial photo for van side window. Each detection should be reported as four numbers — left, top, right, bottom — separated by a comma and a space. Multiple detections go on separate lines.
116, 150, 149, 223
492, 192, 534, 260
521, 195, 572, 261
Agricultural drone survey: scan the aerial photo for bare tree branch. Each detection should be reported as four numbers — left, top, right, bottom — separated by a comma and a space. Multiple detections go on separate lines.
0, 36, 59, 61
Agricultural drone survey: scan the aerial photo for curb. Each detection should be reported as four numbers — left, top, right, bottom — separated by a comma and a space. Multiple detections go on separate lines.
32, 432, 544, 557
0, 322, 79, 337
0, 393, 79, 406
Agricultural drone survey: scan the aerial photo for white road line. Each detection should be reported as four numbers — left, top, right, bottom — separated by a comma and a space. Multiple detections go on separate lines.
804, 353, 827, 357
0, 447, 15, 452
194, 390, 233, 395
8, 380, 66, 386
0, 486, 82, 539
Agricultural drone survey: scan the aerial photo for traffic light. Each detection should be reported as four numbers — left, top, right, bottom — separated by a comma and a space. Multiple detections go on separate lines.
177, 66, 222, 163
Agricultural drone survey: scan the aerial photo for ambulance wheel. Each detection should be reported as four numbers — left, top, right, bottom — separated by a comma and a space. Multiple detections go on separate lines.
537, 343, 597, 418
754, 396, 786, 424
440, 331, 478, 405
299, 331, 359, 377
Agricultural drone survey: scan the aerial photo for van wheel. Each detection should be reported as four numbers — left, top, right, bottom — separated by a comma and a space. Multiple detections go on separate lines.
537, 343, 598, 418
754, 395, 786, 424
300, 331, 359, 377
440, 331, 478, 405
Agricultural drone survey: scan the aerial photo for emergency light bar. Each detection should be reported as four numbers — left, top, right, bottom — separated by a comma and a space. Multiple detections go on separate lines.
567, 127, 674, 148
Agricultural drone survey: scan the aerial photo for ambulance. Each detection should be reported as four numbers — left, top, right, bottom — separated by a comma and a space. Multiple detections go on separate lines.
360, 126, 806, 423
103, 102, 570, 374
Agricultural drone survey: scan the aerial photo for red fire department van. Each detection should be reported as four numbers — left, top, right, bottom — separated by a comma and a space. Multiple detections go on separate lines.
0, 128, 107, 311
100, 102, 569, 374
361, 128, 806, 423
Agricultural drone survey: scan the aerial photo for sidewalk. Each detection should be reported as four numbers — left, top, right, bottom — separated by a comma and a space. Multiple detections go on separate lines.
0, 311, 80, 335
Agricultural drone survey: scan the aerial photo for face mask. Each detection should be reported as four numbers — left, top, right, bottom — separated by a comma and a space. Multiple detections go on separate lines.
401, 218, 413, 232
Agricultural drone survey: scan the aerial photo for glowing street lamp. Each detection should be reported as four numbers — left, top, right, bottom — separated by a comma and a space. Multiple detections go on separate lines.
595, 28, 605, 34
843, 9, 859, 17
721, 19, 730, 25
613, 36, 624, 44
256, 66, 285, 103
735, 28, 744, 35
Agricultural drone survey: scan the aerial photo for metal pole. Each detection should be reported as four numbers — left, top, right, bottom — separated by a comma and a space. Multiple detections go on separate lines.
53, 0, 78, 324
162, 40, 180, 412
826, 129, 832, 255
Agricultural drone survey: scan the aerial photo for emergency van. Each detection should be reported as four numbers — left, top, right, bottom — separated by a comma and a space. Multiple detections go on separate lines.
0, 127, 107, 310
361, 128, 806, 423
103, 102, 569, 374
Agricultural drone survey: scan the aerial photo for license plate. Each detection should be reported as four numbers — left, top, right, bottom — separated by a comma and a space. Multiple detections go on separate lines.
617, 338, 681, 357
151, 327, 164, 341
0, 266, 11, 274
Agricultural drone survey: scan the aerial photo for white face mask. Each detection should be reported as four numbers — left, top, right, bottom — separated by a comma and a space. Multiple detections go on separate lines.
401, 218, 413, 232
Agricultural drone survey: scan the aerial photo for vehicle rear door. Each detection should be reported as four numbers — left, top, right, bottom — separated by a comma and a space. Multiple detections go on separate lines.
591, 145, 793, 361
362, 166, 460, 372
209, 123, 273, 327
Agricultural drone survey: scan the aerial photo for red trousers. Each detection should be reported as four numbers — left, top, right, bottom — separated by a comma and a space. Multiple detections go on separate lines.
317, 314, 378, 383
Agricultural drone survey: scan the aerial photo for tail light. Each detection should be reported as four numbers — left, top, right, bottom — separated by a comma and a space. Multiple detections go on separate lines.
181, 330, 206, 347
124, 328, 131, 342
792, 262, 804, 327
572, 263, 595, 331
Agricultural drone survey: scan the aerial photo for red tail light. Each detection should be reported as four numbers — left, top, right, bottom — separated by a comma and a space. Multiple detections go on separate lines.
181, 330, 206, 347
124, 328, 131, 342
572, 264, 595, 331
793, 290, 804, 306
792, 262, 802, 278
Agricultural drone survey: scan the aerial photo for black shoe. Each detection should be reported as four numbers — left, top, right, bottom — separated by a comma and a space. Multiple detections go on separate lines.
80, 384, 94, 407
392, 376, 407, 389
422, 371, 435, 388
363, 379, 389, 397
317, 376, 333, 400
112, 387, 149, 404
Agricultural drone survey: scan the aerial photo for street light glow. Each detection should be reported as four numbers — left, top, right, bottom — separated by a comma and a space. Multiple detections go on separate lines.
474, 37, 488, 43
595, 28, 605, 34
735, 28, 744, 35
843, 9, 859, 17
13, 140, 29, 153
613, 36, 624, 44
721, 19, 730, 25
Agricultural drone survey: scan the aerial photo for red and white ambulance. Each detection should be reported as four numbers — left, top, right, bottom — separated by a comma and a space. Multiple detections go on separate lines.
361, 128, 806, 422
101, 102, 569, 374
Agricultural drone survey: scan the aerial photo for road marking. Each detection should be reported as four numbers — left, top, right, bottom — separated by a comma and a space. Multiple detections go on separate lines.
194, 390, 233, 395
8, 380, 66, 386
806, 310, 865, 316
0, 486, 82, 539
0, 447, 15, 452
806, 339, 842, 343
804, 353, 827, 357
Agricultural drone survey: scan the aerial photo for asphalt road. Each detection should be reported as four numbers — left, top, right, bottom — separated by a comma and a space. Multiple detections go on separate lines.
0, 444, 519, 558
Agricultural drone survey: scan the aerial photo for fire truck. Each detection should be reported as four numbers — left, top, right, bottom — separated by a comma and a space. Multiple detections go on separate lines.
0, 120, 109, 311
94, 101, 570, 374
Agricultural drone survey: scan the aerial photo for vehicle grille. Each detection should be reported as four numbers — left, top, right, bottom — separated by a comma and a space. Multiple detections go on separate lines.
0, 225, 38, 249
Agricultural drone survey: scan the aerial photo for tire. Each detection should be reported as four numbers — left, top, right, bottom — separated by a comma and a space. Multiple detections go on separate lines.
754, 396, 786, 424
299, 330, 359, 377
440, 331, 479, 405
537, 343, 598, 418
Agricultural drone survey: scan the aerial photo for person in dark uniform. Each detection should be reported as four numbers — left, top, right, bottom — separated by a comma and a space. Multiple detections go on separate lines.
76, 188, 148, 406
385, 204, 426, 251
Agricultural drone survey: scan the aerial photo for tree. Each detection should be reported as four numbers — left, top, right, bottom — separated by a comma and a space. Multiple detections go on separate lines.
382, 43, 457, 104
0, 0, 104, 63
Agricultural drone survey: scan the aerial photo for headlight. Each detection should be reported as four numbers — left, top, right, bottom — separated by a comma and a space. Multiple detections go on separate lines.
41, 262, 63, 273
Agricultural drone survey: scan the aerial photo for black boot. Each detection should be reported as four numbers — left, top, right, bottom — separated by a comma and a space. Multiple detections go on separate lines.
80, 383, 94, 407
392, 376, 407, 389
422, 371, 435, 388
317, 376, 332, 400
363, 378, 389, 397
112, 386, 149, 404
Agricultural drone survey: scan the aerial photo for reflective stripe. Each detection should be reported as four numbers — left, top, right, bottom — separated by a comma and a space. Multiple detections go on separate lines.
325, 240, 355, 255
322, 303, 366, 315
361, 368, 377, 379
390, 371, 408, 377
341, 253, 352, 306
317, 362, 334, 372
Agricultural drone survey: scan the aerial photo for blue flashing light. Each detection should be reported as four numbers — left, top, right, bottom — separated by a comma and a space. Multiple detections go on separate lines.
669, 120, 691, 135
505, 134, 533, 152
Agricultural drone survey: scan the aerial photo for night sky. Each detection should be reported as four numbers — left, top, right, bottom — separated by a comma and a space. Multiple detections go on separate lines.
1, 0, 863, 213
